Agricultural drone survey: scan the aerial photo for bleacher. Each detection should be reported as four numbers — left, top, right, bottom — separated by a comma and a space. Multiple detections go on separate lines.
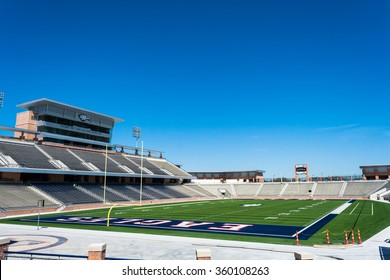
39, 145, 90, 171
257, 183, 285, 196
234, 183, 261, 196
342, 181, 387, 197
0, 142, 56, 170
129, 157, 168, 176
78, 184, 127, 203
0, 139, 194, 179
314, 182, 344, 196
33, 183, 101, 205
282, 182, 314, 196
0, 183, 57, 210
71, 149, 124, 173
165, 184, 209, 198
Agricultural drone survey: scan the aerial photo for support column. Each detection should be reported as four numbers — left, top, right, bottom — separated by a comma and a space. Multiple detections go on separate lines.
88, 243, 106, 260
0, 238, 11, 260
196, 248, 211, 260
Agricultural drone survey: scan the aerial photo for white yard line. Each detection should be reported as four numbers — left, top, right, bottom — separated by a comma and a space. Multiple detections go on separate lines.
349, 203, 360, 215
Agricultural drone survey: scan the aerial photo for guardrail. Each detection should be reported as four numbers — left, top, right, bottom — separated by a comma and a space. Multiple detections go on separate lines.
4, 250, 134, 260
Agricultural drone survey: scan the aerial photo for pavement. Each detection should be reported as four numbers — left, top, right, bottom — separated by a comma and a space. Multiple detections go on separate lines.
1, 223, 390, 260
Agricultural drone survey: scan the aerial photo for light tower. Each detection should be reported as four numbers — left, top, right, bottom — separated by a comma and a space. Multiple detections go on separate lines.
132, 126, 141, 148
0, 92, 4, 108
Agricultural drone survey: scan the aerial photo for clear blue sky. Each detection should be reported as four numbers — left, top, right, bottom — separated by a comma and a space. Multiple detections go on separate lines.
0, 0, 389, 178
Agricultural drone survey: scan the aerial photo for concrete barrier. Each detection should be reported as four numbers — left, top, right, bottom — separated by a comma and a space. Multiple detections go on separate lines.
196, 248, 211, 260
294, 252, 314, 260
88, 243, 106, 260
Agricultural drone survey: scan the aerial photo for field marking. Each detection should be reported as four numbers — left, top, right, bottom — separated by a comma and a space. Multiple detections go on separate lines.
372, 203, 374, 216
132, 200, 211, 210
349, 203, 360, 215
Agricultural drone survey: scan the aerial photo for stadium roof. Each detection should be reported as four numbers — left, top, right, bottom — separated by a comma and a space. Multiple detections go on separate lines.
17, 98, 124, 123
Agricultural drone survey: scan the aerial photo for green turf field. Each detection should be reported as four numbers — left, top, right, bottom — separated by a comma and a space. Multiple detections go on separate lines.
1, 199, 390, 246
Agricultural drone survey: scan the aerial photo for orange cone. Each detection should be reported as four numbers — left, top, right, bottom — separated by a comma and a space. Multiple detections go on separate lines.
351, 230, 355, 244
296, 231, 299, 246
344, 230, 349, 244
357, 229, 362, 244
326, 229, 330, 244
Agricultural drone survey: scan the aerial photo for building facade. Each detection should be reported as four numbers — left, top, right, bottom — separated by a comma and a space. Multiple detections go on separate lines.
360, 165, 390, 180
15, 99, 123, 149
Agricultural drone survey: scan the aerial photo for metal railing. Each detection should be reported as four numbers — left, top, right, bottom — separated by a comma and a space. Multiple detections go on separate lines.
4, 250, 133, 260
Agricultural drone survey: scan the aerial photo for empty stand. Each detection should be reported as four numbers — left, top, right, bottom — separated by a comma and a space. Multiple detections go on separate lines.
282, 182, 314, 196
258, 183, 285, 196
234, 183, 262, 196
0, 183, 58, 210
149, 159, 191, 177
39, 145, 90, 171
71, 149, 124, 173
0, 142, 56, 170
33, 183, 101, 204
342, 181, 386, 196
129, 157, 167, 176
314, 182, 344, 196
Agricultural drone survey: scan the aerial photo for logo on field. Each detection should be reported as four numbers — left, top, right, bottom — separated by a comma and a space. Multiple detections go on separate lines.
241, 204, 262, 207
78, 114, 91, 122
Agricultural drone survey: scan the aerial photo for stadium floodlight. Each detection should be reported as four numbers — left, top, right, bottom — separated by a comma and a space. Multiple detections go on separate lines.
0, 92, 4, 108
132, 126, 141, 148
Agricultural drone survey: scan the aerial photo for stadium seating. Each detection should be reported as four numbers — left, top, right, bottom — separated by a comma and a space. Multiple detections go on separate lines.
313, 182, 344, 196
342, 181, 387, 197
0, 139, 193, 178
32, 183, 101, 205
282, 182, 314, 196
233, 183, 262, 196
39, 145, 90, 171
0, 183, 57, 210
257, 183, 285, 196
0, 142, 57, 170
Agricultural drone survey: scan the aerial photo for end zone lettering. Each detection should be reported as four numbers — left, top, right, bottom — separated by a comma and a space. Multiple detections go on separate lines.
23, 215, 310, 238
25, 215, 254, 234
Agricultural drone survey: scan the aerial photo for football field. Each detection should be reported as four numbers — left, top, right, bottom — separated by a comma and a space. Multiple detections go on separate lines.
3, 199, 390, 246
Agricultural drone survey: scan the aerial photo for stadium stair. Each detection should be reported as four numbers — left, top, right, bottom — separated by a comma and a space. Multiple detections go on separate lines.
278, 183, 289, 196
74, 185, 105, 203
338, 181, 348, 197
27, 185, 62, 206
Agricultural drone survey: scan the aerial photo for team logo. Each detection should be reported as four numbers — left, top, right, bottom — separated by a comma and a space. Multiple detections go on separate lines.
78, 114, 91, 122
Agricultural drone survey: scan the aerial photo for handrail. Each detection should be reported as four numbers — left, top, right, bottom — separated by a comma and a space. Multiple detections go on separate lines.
4, 250, 134, 260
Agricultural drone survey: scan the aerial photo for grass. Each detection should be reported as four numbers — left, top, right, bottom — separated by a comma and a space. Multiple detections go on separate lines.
1, 199, 389, 246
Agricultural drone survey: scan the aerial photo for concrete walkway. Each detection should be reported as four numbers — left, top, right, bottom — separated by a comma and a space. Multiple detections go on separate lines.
1, 223, 389, 260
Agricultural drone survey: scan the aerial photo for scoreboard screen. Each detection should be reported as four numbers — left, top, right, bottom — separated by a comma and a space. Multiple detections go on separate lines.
295, 165, 307, 174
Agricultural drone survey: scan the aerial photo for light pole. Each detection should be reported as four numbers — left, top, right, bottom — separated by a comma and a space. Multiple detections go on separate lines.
132, 127, 141, 149
0, 92, 4, 108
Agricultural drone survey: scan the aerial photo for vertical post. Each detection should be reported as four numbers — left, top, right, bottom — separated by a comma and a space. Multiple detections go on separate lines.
0, 238, 11, 260
37, 206, 41, 230
37, 199, 44, 230
196, 249, 211, 260
139, 141, 144, 207
88, 243, 106, 260
103, 144, 108, 204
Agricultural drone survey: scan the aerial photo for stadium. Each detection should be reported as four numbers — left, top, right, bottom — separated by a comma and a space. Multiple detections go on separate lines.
0, 98, 390, 260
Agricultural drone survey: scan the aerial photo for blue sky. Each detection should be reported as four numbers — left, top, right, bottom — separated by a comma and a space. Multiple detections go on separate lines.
0, 0, 389, 178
